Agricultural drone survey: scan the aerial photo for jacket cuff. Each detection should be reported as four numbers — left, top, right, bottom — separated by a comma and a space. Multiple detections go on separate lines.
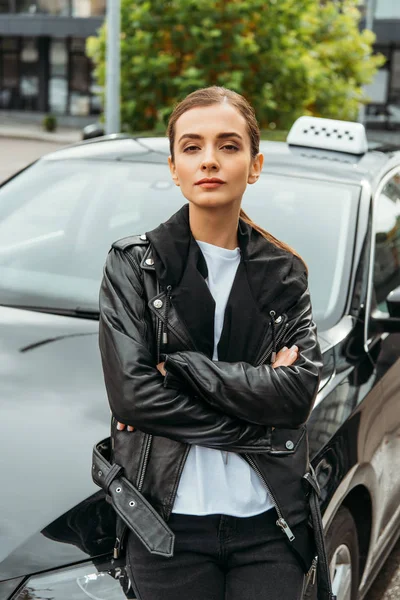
163, 370, 182, 390
163, 354, 186, 390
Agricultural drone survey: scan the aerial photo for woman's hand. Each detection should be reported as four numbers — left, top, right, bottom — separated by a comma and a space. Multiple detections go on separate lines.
272, 345, 298, 369
117, 362, 166, 431
271, 346, 298, 429
156, 361, 166, 376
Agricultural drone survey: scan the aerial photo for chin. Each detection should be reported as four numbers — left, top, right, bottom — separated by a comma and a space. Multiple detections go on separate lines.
185, 193, 236, 210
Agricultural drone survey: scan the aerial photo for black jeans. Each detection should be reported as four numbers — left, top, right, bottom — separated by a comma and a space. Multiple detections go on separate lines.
126, 509, 314, 600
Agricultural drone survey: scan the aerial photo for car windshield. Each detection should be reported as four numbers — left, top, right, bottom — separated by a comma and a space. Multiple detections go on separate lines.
0, 157, 359, 331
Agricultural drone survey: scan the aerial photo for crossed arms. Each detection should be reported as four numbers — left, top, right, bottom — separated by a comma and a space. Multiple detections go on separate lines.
99, 248, 322, 451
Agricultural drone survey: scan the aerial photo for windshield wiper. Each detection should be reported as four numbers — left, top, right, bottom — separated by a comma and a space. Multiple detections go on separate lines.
0, 304, 100, 320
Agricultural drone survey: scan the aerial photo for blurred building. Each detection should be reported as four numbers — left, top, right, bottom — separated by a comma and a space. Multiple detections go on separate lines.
359, 0, 400, 128
0, 0, 105, 118
1, 1, 398, 128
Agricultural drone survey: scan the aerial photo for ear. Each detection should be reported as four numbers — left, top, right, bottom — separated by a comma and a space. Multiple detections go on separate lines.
168, 156, 180, 187
248, 153, 264, 185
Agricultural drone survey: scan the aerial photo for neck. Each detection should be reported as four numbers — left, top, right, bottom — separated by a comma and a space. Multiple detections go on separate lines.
189, 203, 240, 250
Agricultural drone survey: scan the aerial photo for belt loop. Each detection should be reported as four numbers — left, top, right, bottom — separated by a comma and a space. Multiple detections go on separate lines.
104, 463, 124, 491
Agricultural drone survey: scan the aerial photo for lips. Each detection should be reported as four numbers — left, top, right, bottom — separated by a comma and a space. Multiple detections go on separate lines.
195, 178, 226, 189
195, 178, 226, 185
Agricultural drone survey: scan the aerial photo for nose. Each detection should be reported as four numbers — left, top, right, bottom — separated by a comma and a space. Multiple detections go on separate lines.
200, 147, 219, 171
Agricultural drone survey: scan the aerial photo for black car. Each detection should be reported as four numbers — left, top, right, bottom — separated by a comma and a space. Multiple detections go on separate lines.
1, 117, 400, 600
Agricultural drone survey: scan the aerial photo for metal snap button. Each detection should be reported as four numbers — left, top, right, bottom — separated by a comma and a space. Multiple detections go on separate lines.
153, 299, 163, 309
285, 440, 294, 450
275, 315, 282, 324
145, 258, 154, 266
129, 500, 136, 507
116, 487, 122, 493
140, 234, 147, 240
98, 470, 103, 477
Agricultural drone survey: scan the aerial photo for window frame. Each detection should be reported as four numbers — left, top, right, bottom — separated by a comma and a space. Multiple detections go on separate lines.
0, 36, 21, 110
365, 165, 400, 349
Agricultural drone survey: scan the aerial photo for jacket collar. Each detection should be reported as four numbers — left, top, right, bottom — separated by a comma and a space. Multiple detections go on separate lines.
146, 204, 306, 362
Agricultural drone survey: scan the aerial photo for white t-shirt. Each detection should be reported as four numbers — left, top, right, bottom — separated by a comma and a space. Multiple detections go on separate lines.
172, 240, 273, 516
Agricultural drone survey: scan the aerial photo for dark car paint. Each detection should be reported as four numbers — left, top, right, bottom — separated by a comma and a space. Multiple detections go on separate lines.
1, 137, 400, 599
0, 307, 112, 579
0, 308, 331, 581
306, 180, 400, 597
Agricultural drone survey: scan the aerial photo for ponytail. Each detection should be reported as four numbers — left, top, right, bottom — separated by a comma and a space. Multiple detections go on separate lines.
239, 209, 308, 274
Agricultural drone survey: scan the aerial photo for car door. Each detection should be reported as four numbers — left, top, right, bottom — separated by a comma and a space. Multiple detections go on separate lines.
366, 167, 400, 560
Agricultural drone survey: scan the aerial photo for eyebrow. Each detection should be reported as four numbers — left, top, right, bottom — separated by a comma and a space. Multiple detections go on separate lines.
178, 132, 243, 143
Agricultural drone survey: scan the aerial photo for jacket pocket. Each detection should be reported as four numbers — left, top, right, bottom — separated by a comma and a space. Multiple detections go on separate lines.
268, 425, 306, 455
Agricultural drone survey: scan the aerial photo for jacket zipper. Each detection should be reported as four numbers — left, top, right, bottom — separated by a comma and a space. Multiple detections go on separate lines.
244, 311, 296, 542
137, 434, 153, 492
162, 308, 197, 352
306, 556, 318, 586
162, 285, 172, 344
158, 284, 194, 515
153, 284, 198, 352
113, 538, 120, 559
244, 454, 296, 541
136, 281, 194, 511
257, 309, 302, 367
113, 288, 164, 560
166, 444, 191, 519
257, 312, 288, 366
156, 305, 163, 363
135, 289, 165, 494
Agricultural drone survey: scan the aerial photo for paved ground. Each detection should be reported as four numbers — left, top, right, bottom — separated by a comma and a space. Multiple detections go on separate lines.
366, 541, 400, 600
0, 137, 66, 183
0, 131, 399, 600
0, 114, 82, 144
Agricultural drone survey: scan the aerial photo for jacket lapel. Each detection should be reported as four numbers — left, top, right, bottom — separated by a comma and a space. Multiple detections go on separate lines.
217, 261, 270, 363
170, 236, 215, 358
146, 204, 307, 365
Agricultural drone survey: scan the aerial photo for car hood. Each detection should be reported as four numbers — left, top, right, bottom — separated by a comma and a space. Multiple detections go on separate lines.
0, 305, 332, 581
0, 306, 114, 580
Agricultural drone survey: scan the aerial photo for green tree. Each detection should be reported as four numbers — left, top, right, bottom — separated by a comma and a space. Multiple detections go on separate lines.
87, 0, 384, 132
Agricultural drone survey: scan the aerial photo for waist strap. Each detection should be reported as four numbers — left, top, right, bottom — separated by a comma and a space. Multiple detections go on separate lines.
92, 439, 175, 557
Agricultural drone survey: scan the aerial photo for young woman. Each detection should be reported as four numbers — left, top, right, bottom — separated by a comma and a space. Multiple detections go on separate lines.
98, 87, 325, 600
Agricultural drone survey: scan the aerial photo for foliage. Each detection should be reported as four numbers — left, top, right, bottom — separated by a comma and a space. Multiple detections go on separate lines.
87, 0, 385, 133
42, 113, 57, 132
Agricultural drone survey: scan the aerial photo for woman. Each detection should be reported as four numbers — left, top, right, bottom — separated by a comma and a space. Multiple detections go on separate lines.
98, 87, 327, 600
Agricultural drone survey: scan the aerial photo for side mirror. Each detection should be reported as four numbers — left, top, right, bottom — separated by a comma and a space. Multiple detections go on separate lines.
370, 285, 400, 333
387, 286, 400, 318
82, 123, 105, 140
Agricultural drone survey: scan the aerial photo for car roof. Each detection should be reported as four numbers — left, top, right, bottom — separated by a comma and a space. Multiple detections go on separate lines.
42, 134, 400, 189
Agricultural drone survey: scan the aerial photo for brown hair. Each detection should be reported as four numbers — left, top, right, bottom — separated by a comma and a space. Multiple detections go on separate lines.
167, 86, 306, 270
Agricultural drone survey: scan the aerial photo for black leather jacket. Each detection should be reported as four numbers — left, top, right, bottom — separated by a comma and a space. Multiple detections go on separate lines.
99, 204, 322, 542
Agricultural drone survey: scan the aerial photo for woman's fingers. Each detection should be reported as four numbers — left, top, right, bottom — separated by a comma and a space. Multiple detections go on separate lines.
275, 345, 298, 366
157, 361, 166, 376
272, 345, 298, 369
116, 422, 135, 432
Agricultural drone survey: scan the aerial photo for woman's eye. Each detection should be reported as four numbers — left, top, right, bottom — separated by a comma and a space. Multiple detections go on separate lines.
222, 144, 239, 151
183, 145, 199, 153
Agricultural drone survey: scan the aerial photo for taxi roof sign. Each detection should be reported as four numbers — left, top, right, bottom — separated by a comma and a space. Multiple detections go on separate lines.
287, 116, 368, 155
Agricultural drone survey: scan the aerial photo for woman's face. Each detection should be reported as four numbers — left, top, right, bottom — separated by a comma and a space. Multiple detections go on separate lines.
168, 102, 263, 210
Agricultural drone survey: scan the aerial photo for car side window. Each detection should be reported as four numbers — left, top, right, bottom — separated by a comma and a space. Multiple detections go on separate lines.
373, 171, 400, 313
